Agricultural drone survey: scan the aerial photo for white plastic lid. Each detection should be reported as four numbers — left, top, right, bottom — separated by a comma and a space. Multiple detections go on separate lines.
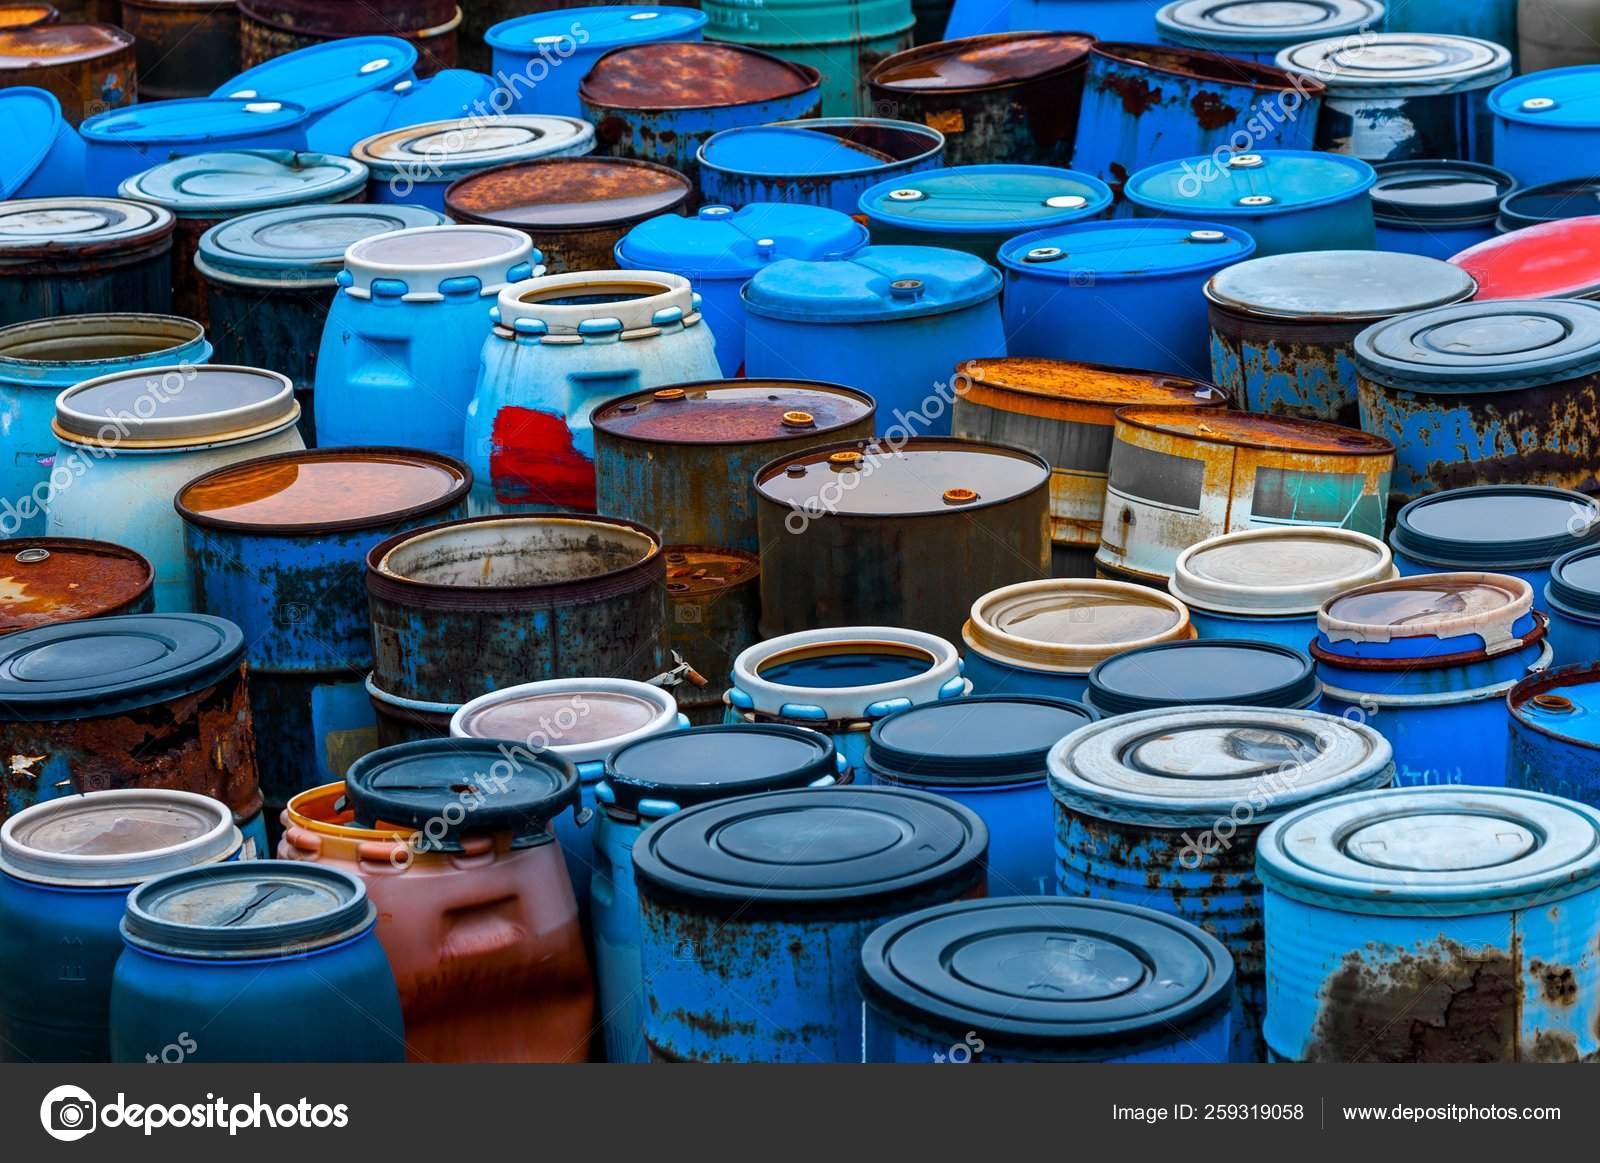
1170, 527, 1396, 616
0, 789, 241, 886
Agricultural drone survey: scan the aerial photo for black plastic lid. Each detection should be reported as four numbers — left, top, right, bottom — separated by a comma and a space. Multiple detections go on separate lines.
859, 897, 1235, 1060
0, 614, 244, 721
632, 787, 987, 918
603, 724, 837, 815
1087, 639, 1319, 716
1392, 485, 1600, 570
866, 695, 1098, 786
343, 738, 581, 850
1369, 159, 1514, 226
1549, 544, 1600, 619
1497, 176, 1600, 232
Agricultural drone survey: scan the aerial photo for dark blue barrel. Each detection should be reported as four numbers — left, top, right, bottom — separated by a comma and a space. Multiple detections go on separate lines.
1370, 160, 1515, 259
78, 98, 311, 195
865, 695, 1097, 896
1086, 639, 1322, 716
0, 197, 175, 326
1547, 547, 1600, 664
1497, 176, 1600, 232
860, 897, 1235, 1063
110, 861, 404, 1062
354, 115, 595, 211
1155, 0, 1385, 63
635, 786, 987, 1062
0, 789, 240, 1062
1508, 664, 1600, 805
1490, 66, 1600, 189
0, 87, 84, 199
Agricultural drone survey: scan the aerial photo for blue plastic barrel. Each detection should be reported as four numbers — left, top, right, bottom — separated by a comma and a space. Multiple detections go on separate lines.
328, 70, 500, 147
1547, 547, 1600, 664
1370, 160, 1515, 259
0, 197, 176, 327
79, 98, 311, 196
1086, 638, 1323, 716
1490, 66, 1600, 188
1382, 0, 1517, 53
1497, 177, 1600, 232
0, 87, 84, 199
1156, 0, 1385, 62
1508, 664, 1600, 803
950, 0, 1161, 41
354, 114, 595, 211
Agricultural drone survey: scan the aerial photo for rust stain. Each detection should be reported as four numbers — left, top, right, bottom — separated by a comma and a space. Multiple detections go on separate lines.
0, 22, 128, 61
1190, 90, 1239, 131
959, 357, 1225, 421
445, 157, 691, 226
0, 540, 151, 634
0, 5, 55, 30
580, 42, 815, 109
1101, 70, 1163, 117
1094, 41, 1318, 95
1118, 405, 1395, 456
871, 31, 1093, 90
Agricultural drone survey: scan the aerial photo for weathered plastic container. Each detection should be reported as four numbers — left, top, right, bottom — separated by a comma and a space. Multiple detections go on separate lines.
0, 196, 173, 326
1451, 215, 1600, 300
1497, 177, 1600, 232
0, 537, 153, 635
0, 21, 134, 122
0, 87, 84, 199
1156, 0, 1385, 62
1546, 547, 1600, 664
78, 97, 311, 195
1490, 66, 1600, 189
1086, 638, 1322, 716
1370, 160, 1515, 260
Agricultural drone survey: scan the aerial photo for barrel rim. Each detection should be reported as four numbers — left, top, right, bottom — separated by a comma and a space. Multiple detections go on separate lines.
591, 378, 878, 447
963, 578, 1195, 674
0, 535, 155, 634
1390, 484, 1600, 571
602, 722, 839, 814
1171, 526, 1397, 617
576, 42, 821, 113
0, 196, 176, 261
865, 693, 1099, 787
1112, 404, 1396, 457
0, 313, 206, 379
1093, 39, 1325, 95
0, 20, 132, 60
865, 29, 1096, 95
1507, 660, 1600, 749
1086, 637, 1321, 716
1124, 148, 1376, 218
450, 675, 680, 764
955, 356, 1227, 410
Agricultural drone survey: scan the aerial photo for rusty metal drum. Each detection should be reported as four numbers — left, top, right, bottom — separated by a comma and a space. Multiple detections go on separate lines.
0, 537, 153, 635
0, 5, 58, 29
238, 1, 461, 77
119, 0, 238, 101
0, 21, 133, 122
355, 115, 594, 213
663, 546, 762, 726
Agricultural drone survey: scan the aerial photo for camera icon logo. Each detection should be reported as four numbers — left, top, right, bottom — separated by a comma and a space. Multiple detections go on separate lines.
40, 1085, 97, 1142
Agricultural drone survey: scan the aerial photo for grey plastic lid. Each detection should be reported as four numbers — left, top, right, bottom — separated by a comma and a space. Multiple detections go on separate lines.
1276, 34, 1511, 97
0, 789, 240, 887
1206, 250, 1476, 320
54, 364, 297, 445
1354, 298, 1600, 390
1170, 527, 1395, 616
1158, 0, 1384, 47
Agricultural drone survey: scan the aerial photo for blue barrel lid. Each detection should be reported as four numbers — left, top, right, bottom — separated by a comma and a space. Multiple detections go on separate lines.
332, 70, 498, 136
698, 118, 945, 179
197, 203, 445, 284
0, 86, 65, 199
859, 165, 1112, 235
742, 245, 1001, 323
616, 203, 868, 278
1257, 786, 1600, 916
1354, 298, 1600, 390
1206, 249, 1475, 320
1392, 485, 1600, 570
1508, 663, 1600, 749
1126, 150, 1375, 217
1087, 639, 1319, 716
1498, 177, 1600, 232
0, 614, 244, 721
1157, 0, 1384, 50
353, 114, 594, 179
1370, 159, 1515, 226
858, 897, 1235, 1060
999, 218, 1255, 281
0, 196, 174, 256
1276, 34, 1512, 97
866, 695, 1098, 787
600, 723, 838, 814
487, 5, 707, 52
80, 97, 310, 146
631, 787, 987, 916
212, 36, 418, 116
1489, 65, 1600, 128
1314, 572, 1539, 664
122, 861, 379, 959
1549, 545, 1600, 620
118, 150, 367, 215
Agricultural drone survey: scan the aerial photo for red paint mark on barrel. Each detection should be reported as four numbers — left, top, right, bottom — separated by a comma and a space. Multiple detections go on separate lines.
489, 407, 597, 510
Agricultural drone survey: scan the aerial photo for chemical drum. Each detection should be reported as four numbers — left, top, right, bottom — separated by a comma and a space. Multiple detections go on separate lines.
663, 547, 762, 726
1370, 160, 1515, 260
1086, 638, 1322, 716
0, 21, 134, 122
0, 197, 173, 326
120, 0, 239, 101
78, 97, 310, 196
0, 86, 84, 199
1155, 0, 1385, 62
1507, 663, 1600, 804
1497, 177, 1600, 232
1450, 216, 1600, 300
1490, 66, 1600, 189
0, 537, 152, 635
1546, 547, 1600, 664
237, 0, 461, 76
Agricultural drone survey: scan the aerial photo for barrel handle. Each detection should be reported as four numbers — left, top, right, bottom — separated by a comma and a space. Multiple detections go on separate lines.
281, 826, 321, 857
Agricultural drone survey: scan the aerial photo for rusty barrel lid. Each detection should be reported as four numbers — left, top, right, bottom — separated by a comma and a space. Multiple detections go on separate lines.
0, 5, 57, 30
579, 41, 820, 111
1113, 405, 1395, 457
957, 357, 1225, 420
0, 21, 131, 66
238, 0, 456, 32
1206, 250, 1478, 322
0, 197, 174, 263
1093, 40, 1320, 95
593, 379, 875, 446
867, 30, 1094, 93
0, 538, 153, 635
663, 546, 759, 598
445, 156, 692, 231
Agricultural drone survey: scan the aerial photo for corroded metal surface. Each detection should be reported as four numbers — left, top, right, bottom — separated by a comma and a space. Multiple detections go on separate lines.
663, 546, 759, 725
0, 537, 153, 634
239, 2, 460, 75
0, 21, 135, 121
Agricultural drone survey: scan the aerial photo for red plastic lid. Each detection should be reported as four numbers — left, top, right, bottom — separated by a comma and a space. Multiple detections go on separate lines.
1452, 215, 1600, 300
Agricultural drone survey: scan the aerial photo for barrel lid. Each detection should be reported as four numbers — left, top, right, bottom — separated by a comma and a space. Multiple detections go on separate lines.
487, 5, 707, 51
0, 5, 56, 28
631, 787, 987, 914
1114, 405, 1394, 455
1125, 149, 1374, 216
593, 379, 874, 445
122, 861, 377, 958
0, 789, 238, 887
579, 42, 818, 110
603, 724, 837, 813
868, 30, 1094, 91
1550, 545, 1600, 619
0, 21, 129, 65
1087, 639, 1319, 715
1498, 177, 1600, 232
1275, 34, 1511, 96
860, 165, 1111, 235
1257, 786, 1600, 915
756, 436, 1047, 517
341, 224, 534, 297
1370, 159, 1514, 226
1508, 663, 1600, 749
55, 364, 297, 447
867, 695, 1098, 787
964, 579, 1193, 674
1488, 64, 1600, 128
0, 613, 244, 720
197, 203, 445, 284
1206, 249, 1476, 320
697, 118, 944, 179
212, 35, 417, 116
353, 115, 594, 178
663, 545, 758, 597
742, 245, 1000, 323
998, 219, 1255, 281
616, 202, 868, 277
957, 357, 1225, 412
349, 70, 498, 133
1048, 706, 1393, 827
1353, 298, 1600, 389
445, 156, 691, 229
1450, 216, 1600, 300
80, 97, 310, 145
1157, 0, 1384, 48
1171, 527, 1394, 617
176, 447, 470, 535
0, 197, 173, 257
451, 677, 680, 765
1392, 485, 1600, 570
118, 150, 367, 215
0, 538, 153, 634
1315, 572, 1536, 661
0, 87, 62, 200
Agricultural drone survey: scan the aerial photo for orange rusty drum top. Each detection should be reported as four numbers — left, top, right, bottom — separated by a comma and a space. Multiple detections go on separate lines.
446, 157, 692, 228
580, 42, 818, 109
0, 5, 57, 29
593, 380, 875, 445
663, 546, 759, 597
959, 357, 1226, 413
870, 31, 1094, 91
1115, 405, 1395, 457
0, 21, 131, 65
0, 539, 152, 634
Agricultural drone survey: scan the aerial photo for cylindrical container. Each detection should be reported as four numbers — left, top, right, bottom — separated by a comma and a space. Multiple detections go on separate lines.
1383, 0, 1515, 46
1489, 67, 1600, 190
1451, 216, 1600, 300
238, 1, 461, 77
1258, 786, 1600, 1061
580, 42, 823, 194
445, 156, 692, 274
78, 97, 311, 196
0, 87, 85, 200
1096, 406, 1395, 585
615, 202, 871, 375
951, 357, 1226, 576
0, 5, 58, 29
0, 22, 134, 123
664, 547, 761, 726
754, 436, 1052, 645
1498, 177, 1600, 232
697, 116, 945, 214
0, 196, 173, 325
1125, 150, 1377, 258
861, 896, 1235, 1063
1354, 299, 1600, 504
1313, 572, 1552, 787
487, 6, 707, 119
1547, 547, 1600, 663
355, 115, 594, 213
1087, 638, 1322, 716
594, 723, 842, 1062
866, 694, 1097, 896
593, 379, 877, 553
110, 861, 404, 1062
0, 788, 240, 1063
0, 614, 266, 852
46, 365, 305, 611
0, 537, 153, 635
1205, 250, 1477, 426
1155, 0, 1385, 62
1370, 160, 1514, 260
726, 625, 967, 776
1508, 664, 1600, 804
1071, 43, 1321, 192
636, 786, 987, 1062
1000, 219, 1254, 380
321, 68, 498, 145
1521, 0, 1600, 72
1276, 34, 1511, 163
864, 31, 1093, 167
1052, 705, 1393, 1061
467, 269, 722, 514
314, 224, 536, 458
948, 0, 1159, 40
119, 0, 238, 101
962, 578, 1194, 699
743, 245, 1005, 436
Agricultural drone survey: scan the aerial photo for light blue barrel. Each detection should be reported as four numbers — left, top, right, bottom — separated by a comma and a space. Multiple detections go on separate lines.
1258, 785, 1600, 1061
861, 897, 1235, 1063
315, 224, 537, 459
1508, 663, 1600, 804
0, 87, 84, 199
593, 723, 843, 1063
743, 245, 1003, 437
615, 203, 870, 376
328, 70, 501, 146
1156, 0, 1385, 63
78, 98, 311, 196
1086, 639, 1323, 717
1001, 219, 1253, 380
1370, 160, 1514, 259
1313, 571, 1552, 787
1497, 176, 1600, 232
0, 197, 176, 328
635, 786, 987, 1062
1052, 705, 1393, 1061
1547, 547, 1600, 665
353, 115, 595, 212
